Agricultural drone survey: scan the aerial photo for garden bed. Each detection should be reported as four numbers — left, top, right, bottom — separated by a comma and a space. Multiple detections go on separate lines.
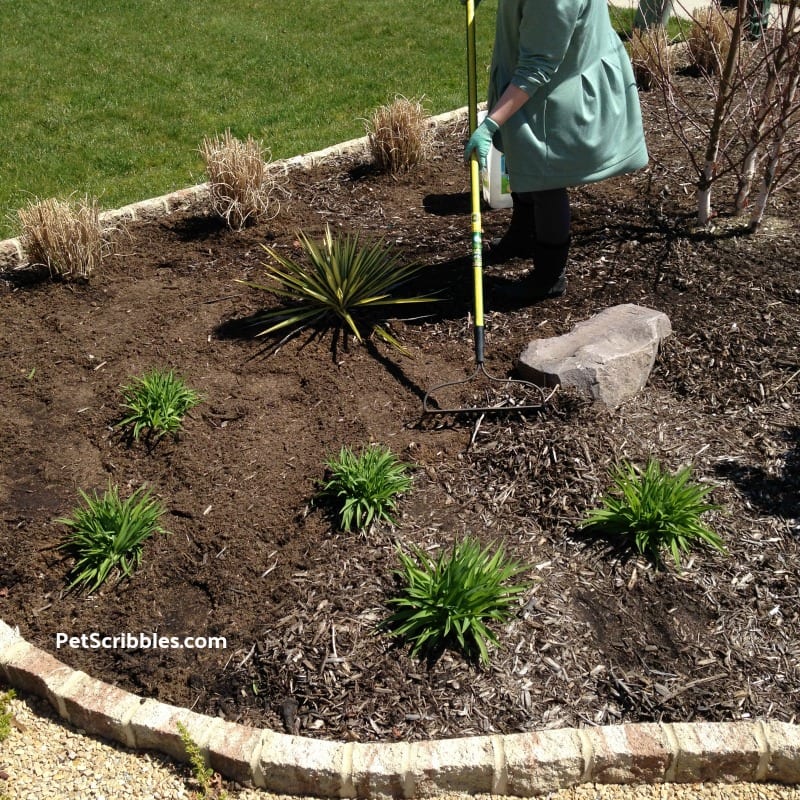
1, 71, 799, 743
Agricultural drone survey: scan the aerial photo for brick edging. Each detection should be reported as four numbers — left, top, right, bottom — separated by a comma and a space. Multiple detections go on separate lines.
0, 107, 470, 272
2, 620, 799, 796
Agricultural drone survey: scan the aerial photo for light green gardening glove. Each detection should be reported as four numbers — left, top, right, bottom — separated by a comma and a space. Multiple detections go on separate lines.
463, 117, 499, 170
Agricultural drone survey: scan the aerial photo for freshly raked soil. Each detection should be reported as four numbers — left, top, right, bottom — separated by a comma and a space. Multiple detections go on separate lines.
1, 53, 798, 745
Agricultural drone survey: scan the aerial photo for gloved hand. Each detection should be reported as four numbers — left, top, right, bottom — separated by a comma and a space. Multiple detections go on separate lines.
464, 116, 499, 170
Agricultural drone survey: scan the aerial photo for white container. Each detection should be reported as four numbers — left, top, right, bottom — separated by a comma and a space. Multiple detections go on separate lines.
478, 110, 512, 209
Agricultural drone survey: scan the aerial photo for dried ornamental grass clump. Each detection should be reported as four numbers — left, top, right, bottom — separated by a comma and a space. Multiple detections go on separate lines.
367, 95, 431, 175
200, 129, 277, 230
628, 27, 673, 90
17, 195, 111, 280
687, 6, 738, 75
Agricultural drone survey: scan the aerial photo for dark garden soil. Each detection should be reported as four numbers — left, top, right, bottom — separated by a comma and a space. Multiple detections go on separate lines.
1, 64, 799, 743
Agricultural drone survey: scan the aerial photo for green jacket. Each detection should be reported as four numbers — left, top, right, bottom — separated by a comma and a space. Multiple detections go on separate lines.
488, 0, 648, 192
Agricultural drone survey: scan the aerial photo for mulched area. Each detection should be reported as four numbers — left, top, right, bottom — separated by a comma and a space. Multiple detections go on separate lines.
1, 47, 798, 743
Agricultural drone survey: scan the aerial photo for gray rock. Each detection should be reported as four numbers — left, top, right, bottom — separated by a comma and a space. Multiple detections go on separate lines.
517, 304, 672, 408
0, 238, 24, 270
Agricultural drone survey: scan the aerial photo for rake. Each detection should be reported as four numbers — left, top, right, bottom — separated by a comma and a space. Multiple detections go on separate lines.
422, 0, 553, 415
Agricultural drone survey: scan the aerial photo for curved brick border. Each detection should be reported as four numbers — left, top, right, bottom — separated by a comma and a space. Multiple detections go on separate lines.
0, 107, 469, 272
3, 109, 800, 795
2, 620, 800, 796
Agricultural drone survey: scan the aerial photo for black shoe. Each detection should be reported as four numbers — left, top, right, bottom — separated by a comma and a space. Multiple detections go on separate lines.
491, 237, 570, 306
485, 230, 536, 263
491, 270, 567, 306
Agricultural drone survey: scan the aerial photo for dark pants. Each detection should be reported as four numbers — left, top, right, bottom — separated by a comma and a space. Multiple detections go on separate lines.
514, 188, 571, 245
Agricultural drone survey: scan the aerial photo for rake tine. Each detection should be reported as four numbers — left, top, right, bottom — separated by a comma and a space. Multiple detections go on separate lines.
422, 364, 556, 415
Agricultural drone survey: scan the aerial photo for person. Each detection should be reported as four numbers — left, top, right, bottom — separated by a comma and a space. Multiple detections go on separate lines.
720, 0, 771, 40
462, 0, 649, 302
747, 0, 770, 39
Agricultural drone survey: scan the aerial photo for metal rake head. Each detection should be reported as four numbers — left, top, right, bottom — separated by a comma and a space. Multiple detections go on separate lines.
422, 363, 556, 415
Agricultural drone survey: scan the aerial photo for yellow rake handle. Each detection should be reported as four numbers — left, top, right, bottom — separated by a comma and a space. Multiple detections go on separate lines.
465, 0, 485, 364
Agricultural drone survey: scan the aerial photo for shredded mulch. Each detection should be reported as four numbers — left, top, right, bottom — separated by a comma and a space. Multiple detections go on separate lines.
1, 53, 798, 743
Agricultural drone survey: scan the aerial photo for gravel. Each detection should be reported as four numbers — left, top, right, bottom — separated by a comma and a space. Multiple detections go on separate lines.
3, 682, 800, 800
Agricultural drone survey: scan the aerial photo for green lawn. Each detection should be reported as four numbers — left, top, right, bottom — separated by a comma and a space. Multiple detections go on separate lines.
1, 0, 500, 237
2, 1, 656, 240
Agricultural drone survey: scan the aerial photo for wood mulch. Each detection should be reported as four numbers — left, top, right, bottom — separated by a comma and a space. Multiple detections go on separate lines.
1, 43, 798, 744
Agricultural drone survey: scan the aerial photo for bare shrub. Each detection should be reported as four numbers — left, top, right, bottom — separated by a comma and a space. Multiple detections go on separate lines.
640, 0, 800, 226
18, 196, 110, 280
200, 130, 276, 230
366, 96, 431, 175
739, 2, 800, 228
687, 6, 738, 74
628, 27, 673, 90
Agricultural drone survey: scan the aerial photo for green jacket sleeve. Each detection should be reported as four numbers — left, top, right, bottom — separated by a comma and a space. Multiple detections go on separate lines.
511, 0, 584, 96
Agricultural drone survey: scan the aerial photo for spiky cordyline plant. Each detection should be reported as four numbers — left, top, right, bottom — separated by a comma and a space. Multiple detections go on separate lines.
384, 537, 530, 665
581, 459, 725, 569
239, 224, 433, 353
59, 484, 169, 593
322, 444, 412, 532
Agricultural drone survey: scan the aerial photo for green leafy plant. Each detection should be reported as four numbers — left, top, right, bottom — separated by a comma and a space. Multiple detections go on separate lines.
176, 721, 228, 799
118, 369, 202, 441
0, 689, 16, 742
239, 224, 433, 353
321, 444, 412, 532
59, 484, 169, 592
384, 536, 530, 665
581, 459, 725, 568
